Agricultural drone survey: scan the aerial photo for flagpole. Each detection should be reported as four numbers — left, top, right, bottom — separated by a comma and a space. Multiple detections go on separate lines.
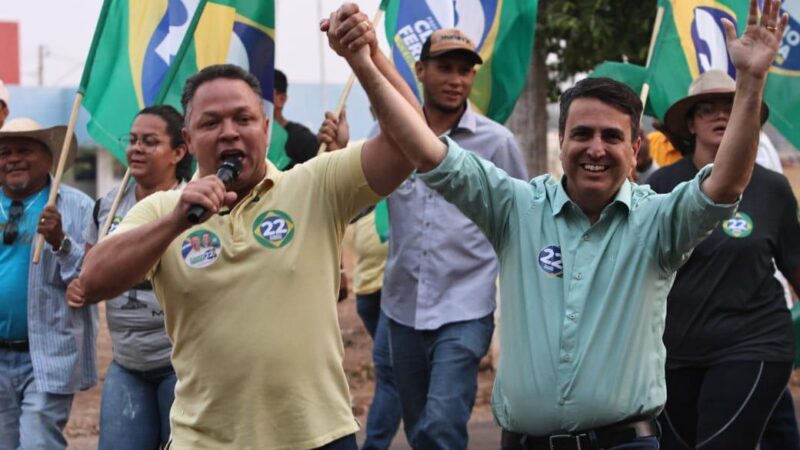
639, 5, 665, 116
317, 7, 385, 155
32, 93, 83, 263
98, 168, 131, 239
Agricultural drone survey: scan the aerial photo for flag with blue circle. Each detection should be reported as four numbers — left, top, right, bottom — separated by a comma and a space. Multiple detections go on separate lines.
81, 0, 277, 164
382, 0, 537, 123
645, 0, 800, 150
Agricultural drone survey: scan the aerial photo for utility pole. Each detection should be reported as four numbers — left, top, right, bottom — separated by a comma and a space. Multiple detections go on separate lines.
37, 45, 48, 86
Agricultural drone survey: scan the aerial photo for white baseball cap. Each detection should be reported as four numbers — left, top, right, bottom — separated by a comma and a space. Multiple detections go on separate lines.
0, 80, 8, 107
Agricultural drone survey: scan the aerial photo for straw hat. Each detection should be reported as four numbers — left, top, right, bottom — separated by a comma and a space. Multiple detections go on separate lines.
663, 70, 769, 141
0, 118, 77, 173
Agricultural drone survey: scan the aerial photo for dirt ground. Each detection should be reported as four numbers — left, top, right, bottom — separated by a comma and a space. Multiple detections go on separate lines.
64, 236, 496, 450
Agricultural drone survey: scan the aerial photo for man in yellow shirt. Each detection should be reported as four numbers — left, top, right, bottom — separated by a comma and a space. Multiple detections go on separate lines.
79, 6, 418, 448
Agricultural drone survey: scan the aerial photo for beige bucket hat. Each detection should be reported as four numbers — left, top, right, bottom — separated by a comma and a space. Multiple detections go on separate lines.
663, 70, 769, 141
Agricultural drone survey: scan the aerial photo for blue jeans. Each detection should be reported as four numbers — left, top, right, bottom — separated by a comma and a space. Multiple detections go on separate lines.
0, 348, 74, 450
98, 360, 177, 450
388, 313, 495, 450
356, 292, 402, 450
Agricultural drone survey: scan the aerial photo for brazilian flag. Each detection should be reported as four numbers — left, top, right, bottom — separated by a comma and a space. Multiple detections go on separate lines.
81, 0, 281, 165
382, 0, 537, 123
645, 0, 800, 149
81, 0, 205, 162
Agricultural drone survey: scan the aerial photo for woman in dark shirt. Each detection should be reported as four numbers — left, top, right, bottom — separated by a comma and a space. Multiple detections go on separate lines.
649, 70, 800, 450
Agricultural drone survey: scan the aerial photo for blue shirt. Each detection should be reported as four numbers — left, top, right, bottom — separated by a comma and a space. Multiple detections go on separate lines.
0, 188, 48, 340
0, 182, 97, 394
420, 139, 738, 434
381, 105, 528, 329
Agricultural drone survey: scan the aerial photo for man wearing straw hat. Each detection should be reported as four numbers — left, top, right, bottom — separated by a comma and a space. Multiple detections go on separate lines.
0, 118, 96, 449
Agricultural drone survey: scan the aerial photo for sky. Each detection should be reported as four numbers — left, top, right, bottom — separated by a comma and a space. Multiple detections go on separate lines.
0, 0, 386, 87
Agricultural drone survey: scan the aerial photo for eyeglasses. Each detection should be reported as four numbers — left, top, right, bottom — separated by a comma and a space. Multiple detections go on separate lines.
120, 134, 167, 152
3, 201, 23, 245
693, 101, 733, 119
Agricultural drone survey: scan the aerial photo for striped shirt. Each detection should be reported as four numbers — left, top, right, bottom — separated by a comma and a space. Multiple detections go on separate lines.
26, 183, 97, 394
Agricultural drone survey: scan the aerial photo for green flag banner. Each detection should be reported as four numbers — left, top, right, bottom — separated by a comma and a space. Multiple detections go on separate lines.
645, 0, 800, 149
81, 0, 205, 162
382, 0, 537, 123
588, 61, 657, 118
267, 121, 291, 170
374, 199, 389, 243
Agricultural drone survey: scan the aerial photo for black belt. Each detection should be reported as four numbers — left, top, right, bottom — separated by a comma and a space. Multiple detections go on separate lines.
501, 418, 658, 450
0, 340, 29, 352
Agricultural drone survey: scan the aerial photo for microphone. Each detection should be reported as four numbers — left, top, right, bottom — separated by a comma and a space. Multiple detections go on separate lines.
186, 156, 243, 224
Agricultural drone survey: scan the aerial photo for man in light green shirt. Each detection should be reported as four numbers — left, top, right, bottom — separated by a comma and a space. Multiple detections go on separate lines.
331, 1, 788, 448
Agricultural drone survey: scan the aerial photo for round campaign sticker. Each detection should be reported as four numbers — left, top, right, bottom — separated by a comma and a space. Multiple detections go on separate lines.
253, 210, 295, 249
538, 245, 563, 278
722, 212, 754, 238
181, 229, 222, 269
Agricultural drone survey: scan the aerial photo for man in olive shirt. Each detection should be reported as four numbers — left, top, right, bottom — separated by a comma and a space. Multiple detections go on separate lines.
78, 5, 421, 448
346, 1, 787, 448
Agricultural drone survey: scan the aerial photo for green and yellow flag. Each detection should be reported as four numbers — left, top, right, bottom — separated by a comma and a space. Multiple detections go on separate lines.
644, 0, 800, 149
82, 0, 278, 164
382, 0, 537, 123
81, 0, 205, 162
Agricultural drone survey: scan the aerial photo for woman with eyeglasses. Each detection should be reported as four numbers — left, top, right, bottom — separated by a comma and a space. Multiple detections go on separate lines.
648, 70, 800, 450
67, 105, 192, 450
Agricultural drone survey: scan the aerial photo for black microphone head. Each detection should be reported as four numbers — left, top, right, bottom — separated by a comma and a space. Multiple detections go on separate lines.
217, 157, 243, 185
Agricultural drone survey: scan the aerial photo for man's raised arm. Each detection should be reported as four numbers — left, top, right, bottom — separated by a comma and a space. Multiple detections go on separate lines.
323, 4, 447, 178
702, 0, 788, 203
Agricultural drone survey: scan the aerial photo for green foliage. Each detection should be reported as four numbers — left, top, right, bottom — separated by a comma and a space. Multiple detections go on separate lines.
538, 0, 657, 100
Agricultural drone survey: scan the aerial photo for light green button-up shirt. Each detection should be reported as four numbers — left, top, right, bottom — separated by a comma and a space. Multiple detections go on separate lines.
420, 138, 738, 435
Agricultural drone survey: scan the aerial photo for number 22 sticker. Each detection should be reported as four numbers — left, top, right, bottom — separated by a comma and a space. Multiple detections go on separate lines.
538, 245, 563, 277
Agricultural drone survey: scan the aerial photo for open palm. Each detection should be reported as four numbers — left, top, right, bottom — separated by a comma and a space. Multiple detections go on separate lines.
723, 0, 789, 78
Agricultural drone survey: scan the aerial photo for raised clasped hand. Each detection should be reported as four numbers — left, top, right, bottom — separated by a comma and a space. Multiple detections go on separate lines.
320, 3, 374, 63
723, 0, 789, 78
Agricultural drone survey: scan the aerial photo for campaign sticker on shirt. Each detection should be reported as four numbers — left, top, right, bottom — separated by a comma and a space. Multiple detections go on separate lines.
538, 245, 563, 278
722, 212, 754, 238
181, 229, 222, 269
253, 210, 295, 248
396, 172, 417, 195
108, 216, 124, 234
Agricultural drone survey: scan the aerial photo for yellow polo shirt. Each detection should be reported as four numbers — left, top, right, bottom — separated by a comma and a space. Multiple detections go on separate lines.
352, 210, 388, 295
115, 143, 380, 449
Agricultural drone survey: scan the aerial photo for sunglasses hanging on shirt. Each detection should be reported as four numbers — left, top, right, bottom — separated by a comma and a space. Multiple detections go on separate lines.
2, 201, 23, 245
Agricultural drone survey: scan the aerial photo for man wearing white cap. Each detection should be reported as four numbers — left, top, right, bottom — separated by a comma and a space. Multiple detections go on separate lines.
0, 118, 96, 449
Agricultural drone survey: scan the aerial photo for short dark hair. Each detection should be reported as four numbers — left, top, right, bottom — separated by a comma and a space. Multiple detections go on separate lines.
559, 77, 642, 140
136, 104, 194, 182
181, 64, 263, 116
274, 69, 287, 94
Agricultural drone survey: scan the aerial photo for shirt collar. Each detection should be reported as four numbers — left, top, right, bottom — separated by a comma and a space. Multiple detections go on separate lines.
552, 177, 633, 217
450, 102, 478, 135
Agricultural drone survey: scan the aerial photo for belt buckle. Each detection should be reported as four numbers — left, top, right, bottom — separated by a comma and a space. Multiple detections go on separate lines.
549, 433, 582, 450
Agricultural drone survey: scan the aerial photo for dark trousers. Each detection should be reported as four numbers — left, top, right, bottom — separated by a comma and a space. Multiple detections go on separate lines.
760, 387, 800, 450
658, 360, 791, 450
315, 434, 358, 450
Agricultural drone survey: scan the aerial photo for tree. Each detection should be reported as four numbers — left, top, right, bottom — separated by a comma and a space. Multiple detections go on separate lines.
507, 0, 657, 175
